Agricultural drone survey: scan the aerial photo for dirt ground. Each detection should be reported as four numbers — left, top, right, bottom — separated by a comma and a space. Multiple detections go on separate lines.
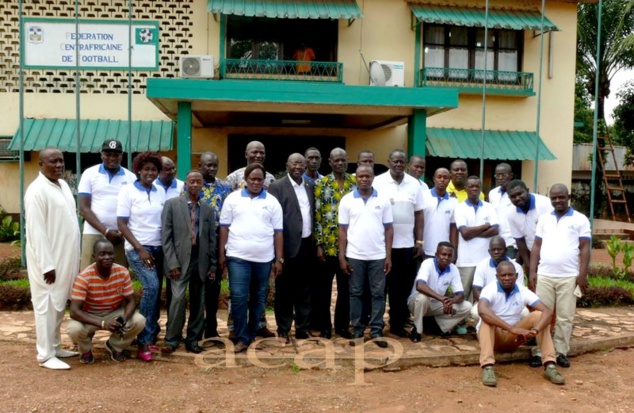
0, 339, 632, 413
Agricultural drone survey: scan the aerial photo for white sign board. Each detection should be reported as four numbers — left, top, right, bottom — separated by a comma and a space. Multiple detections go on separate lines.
22, 18, 159, 70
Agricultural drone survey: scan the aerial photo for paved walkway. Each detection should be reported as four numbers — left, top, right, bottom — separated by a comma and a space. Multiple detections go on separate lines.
2, 307, 634, 368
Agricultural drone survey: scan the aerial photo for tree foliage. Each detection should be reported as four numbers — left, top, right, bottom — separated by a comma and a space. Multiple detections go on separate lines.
577, 0, 634, 120
612, 80, 634, 164
574, 79, 595, 144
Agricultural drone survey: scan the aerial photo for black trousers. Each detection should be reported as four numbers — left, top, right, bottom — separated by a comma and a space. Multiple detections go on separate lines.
204, 266, 222, 338
387, 248, 416, 331
311, 255, 350, 334
274, 237, 314, 335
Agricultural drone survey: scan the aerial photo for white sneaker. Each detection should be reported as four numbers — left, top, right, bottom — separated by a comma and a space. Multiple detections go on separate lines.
39, 357, 71, 370
56, 348, 79, 358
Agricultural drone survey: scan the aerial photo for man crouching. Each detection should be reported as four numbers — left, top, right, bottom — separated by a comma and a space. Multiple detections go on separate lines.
67, 239, 146, 364
477, 261, 564, 386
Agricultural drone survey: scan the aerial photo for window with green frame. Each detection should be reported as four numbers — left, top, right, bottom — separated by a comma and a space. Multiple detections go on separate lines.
423, 24, 523, 79
224, 16, 338, 76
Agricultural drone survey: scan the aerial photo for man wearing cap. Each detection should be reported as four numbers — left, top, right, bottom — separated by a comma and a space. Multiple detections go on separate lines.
78, 139, 136, 270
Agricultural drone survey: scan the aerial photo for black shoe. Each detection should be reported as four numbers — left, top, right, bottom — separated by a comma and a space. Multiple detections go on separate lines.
372, 336, 388, 348
336, 329, 353, 339
556, 354, 571, 368
204, 331, 220, 339
295, 331, 310, 340
529, 355, 542, 368
389, 328, 409, 338
349, 334, 364, 346
526, 336, 537, 346
185, 344, 205, 354
257, 327, 276, 338
161, 343, 178, 354
409, 327, 422, 343
278, 331, 289, 339
320, 330, 332, 339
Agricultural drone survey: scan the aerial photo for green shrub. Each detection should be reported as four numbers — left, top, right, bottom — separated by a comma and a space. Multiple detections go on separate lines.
0, 213, 20, 242
578, 286, 634, 307
0, 280, 31, 310
0, 258, 23, 281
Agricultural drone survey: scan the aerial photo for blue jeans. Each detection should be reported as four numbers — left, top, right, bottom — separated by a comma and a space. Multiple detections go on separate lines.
227, 257, 272, 346
127, 246, 163, 345
348, 258, 386, 337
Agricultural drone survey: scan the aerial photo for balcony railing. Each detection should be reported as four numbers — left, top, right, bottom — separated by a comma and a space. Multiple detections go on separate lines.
420, 67, 534, 96
222, 58, 343, 82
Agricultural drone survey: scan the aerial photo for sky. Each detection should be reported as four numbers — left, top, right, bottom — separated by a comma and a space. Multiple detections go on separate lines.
604, 68, 634, 124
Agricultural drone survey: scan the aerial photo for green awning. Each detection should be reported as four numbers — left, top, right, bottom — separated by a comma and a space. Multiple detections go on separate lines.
8, 118, 174, 153
208, 0, 362, 19
426, 128, 556, 160
409, 4, 559, 31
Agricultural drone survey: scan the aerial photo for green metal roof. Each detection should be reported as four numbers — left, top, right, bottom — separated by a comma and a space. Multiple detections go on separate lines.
426, 128, 556, 160
208, 0, 362, 19
409, 4, 559, 31
8, 118, 174, 153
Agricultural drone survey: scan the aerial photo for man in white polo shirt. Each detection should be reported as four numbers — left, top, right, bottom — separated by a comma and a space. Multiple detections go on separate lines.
422, 168, 458, 260
506, 180, 553, 268
478, 261, 564, 387
529, 184, 591, 368
454, 176, 499, 302
488, 163, 517, 259
373, 149, 425, 337
155, 156, 184, 200
471, 236, 525, 324
78, 139, 136, 271
407, 242, 472, 342
338, 165, 393, 347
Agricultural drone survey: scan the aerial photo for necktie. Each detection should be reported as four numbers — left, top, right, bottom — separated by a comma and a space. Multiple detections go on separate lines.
190, 203, 197, 246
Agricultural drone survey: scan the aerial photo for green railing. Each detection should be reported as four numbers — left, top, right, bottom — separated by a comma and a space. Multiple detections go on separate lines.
222, 58, 343, 82
420, 67, 534, 95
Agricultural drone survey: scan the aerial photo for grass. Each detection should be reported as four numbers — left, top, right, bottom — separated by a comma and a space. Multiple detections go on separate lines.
2, 279, 29, 288
588, 276, 634, 296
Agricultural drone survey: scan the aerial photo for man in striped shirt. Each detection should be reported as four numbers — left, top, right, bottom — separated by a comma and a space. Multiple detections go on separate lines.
67, 240, 146, 364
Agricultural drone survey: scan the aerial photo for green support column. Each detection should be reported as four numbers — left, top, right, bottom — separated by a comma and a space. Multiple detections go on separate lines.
407, 109, 427, 157
176, 101, 192, 180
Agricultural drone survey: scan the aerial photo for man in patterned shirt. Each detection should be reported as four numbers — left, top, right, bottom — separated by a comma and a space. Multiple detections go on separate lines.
313, 147, 356, 339
67, 239, 146, 364
224, 141, 276, 190
198, 151, 231, 339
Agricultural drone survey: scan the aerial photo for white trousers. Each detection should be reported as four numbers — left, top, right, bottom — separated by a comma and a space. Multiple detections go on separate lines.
34, 296, 65, 363
408, 293, 472, 334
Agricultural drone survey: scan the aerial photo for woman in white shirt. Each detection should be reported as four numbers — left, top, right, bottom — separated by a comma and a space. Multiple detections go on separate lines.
117, 151, 166, 362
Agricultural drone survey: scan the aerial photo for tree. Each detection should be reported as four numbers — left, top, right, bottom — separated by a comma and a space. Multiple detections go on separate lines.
577, 0, 634, 123
612, 80, 634, 164
577, 0, 634, 218
573, 79, 595, 144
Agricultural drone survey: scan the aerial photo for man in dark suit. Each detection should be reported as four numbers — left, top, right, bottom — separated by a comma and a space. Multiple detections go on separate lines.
161, 170, 217, 354
268, 153, 316, 341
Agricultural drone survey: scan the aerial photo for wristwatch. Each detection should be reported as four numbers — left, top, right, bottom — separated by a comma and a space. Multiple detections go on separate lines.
276, 257, 285, 264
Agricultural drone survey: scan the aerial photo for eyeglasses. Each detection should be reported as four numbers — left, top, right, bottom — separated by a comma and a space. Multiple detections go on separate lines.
494, 173, 510, 178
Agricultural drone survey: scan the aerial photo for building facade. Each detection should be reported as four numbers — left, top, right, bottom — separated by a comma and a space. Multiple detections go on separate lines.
0, 0, 583, 213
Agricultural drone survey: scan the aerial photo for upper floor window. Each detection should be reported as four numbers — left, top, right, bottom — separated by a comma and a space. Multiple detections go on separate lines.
423, 24, 523, 75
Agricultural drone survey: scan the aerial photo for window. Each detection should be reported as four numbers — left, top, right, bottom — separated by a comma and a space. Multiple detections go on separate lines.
423, 24, 523, 78
0, 138, 19, 162
225, 16, 338, 77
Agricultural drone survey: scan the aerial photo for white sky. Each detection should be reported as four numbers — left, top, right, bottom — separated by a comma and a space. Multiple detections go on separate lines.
604, 69, 634, 124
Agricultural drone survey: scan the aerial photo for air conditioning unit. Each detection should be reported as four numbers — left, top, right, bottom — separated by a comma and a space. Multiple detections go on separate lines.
369, 60, 405, 87
179, 55, 214, 79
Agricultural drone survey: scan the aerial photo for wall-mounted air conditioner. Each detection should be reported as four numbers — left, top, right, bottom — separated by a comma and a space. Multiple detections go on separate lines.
179, 55, 214, 79
369, 60, 405, 87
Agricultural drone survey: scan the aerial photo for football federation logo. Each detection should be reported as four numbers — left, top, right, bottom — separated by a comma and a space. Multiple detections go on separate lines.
28, 26, 43, 43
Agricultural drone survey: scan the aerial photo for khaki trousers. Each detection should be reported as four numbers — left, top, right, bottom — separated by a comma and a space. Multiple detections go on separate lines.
478, 311, 556, 366
67, 309, 146, 354
81, 234, 127, 271
408, 293, 472, 334
536, 275, 577, 356
457, 266, 476, 301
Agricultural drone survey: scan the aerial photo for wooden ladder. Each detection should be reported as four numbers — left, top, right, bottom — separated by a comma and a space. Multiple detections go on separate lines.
597, 133, 631, 222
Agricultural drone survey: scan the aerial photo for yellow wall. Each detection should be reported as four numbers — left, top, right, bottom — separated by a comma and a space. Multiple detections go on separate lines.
0, 0, 580, 212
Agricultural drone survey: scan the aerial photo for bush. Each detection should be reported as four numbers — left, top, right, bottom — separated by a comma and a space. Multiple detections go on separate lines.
578, 286, 634, 307
0, 281, 32, 310
0, 258, 23, 281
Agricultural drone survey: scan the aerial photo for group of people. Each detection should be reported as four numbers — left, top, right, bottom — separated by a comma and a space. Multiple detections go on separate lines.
25, 139, 590, 388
